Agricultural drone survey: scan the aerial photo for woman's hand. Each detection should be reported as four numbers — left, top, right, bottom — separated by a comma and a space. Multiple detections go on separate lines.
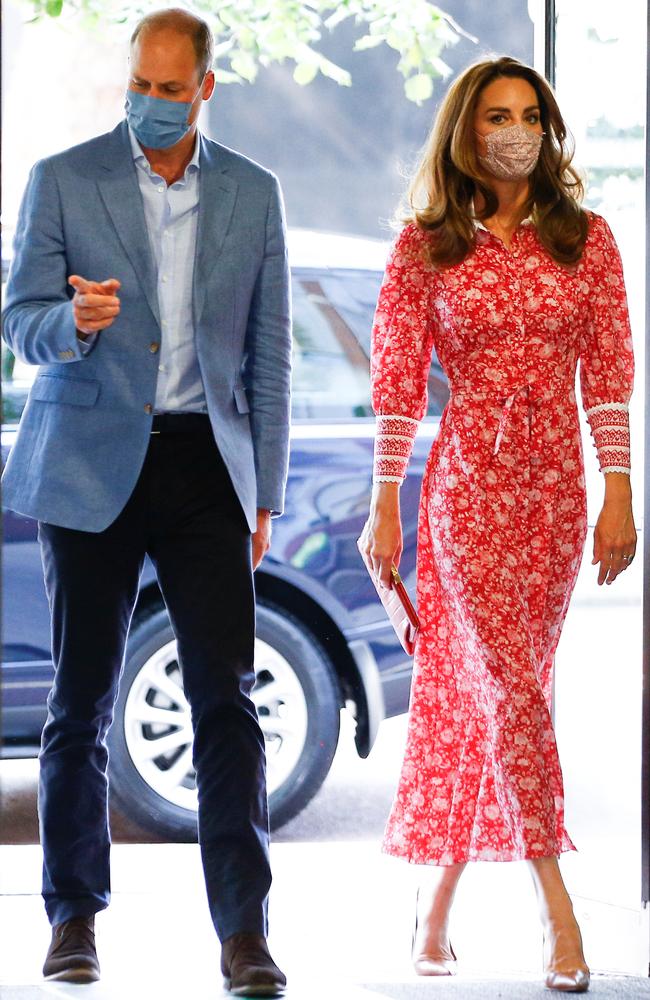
592, 475, 636, 585
357, 483, 403, 589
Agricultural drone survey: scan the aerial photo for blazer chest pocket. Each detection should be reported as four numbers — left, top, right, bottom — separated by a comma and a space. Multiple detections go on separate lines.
233, 386, 250, 414
31, 374, 100, 408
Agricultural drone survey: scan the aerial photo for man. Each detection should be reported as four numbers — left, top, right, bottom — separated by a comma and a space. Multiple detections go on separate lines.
2, 9, 291, 996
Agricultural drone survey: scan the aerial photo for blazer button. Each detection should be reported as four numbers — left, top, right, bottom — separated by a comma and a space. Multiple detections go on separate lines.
149, 342, 160, 354
144, 403, 153, 414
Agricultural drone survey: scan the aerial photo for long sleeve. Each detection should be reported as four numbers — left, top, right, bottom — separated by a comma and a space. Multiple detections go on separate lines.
371, 224, 435, 483
579, 214, 634, 474
242, 174, 292, 515
2, 158, 93, 366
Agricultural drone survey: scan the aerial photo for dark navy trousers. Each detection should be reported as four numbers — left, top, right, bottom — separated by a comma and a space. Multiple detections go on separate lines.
37, 416, 271, 941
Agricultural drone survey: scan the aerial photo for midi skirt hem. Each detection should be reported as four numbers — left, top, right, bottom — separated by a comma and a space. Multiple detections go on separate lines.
381, 834, 577, 867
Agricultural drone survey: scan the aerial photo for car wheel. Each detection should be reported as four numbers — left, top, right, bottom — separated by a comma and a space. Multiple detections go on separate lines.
108, 602, 341, 840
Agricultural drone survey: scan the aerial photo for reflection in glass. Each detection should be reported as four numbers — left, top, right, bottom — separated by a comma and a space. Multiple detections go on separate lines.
291, 270, 449, 420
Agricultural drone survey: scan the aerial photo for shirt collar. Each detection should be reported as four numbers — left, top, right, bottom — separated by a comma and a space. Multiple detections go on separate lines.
128, 125, 201, 181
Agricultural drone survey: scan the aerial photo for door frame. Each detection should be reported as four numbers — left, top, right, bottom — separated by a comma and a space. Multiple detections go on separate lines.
544, 0, 556, 87
642, 0, 650, 913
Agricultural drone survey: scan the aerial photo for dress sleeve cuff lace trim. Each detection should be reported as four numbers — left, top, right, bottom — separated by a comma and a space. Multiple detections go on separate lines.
585, 402, 631, 474
373, 415, 419, 483
585, 402, 629, 416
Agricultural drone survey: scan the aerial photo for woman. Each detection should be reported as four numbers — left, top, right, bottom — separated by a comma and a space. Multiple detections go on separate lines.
359, 56, 636, 993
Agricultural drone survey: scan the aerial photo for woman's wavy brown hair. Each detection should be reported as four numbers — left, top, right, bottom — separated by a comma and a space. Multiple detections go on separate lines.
403, 56, 589, 268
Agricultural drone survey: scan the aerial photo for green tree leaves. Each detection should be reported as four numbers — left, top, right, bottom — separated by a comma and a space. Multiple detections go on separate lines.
405, 73, 434, 103
22, 0, 475, 102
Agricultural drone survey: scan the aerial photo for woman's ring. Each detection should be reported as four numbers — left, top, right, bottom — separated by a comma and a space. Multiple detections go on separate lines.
623, 554, 634, 562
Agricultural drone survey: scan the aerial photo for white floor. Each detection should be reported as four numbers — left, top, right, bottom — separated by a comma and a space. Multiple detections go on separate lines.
1, 838, 648, 997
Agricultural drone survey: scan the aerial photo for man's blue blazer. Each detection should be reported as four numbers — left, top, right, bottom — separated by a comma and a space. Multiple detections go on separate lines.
1, 121, 292, 534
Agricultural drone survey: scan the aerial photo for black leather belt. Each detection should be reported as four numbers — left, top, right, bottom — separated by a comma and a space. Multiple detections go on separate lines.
150, 413, 212, 434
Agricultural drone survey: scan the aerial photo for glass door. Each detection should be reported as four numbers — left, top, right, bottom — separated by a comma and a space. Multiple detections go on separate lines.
531, 0, 648, 976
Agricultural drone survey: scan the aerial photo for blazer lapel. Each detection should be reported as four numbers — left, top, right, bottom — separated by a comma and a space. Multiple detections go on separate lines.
96, 122, 161, 328
193, 135, 239, 324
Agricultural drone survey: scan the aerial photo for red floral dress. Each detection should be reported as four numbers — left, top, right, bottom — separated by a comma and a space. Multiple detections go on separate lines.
372, 214, 634, 863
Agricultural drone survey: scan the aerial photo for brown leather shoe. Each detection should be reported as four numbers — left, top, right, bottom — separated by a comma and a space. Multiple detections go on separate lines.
43, 915, 100, 983
221, 933, 286, 997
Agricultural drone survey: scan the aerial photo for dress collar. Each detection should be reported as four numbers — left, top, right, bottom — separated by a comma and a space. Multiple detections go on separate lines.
470, 199, 534, 233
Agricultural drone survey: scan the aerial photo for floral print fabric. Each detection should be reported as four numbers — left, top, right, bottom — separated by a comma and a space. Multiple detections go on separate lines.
372, 214, 634, 863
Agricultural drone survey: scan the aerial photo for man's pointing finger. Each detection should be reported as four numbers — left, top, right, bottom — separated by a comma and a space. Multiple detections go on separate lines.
68, 275, 121, 296
68, 274, 91, 292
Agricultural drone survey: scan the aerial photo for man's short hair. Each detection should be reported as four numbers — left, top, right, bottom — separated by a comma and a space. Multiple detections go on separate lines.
130, 8, 214, 80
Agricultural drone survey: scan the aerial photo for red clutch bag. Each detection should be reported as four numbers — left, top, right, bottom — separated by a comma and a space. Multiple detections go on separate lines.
358, 548, 420, 656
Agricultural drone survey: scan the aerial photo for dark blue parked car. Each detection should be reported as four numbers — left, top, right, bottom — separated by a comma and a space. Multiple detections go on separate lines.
1, 230, 448, 839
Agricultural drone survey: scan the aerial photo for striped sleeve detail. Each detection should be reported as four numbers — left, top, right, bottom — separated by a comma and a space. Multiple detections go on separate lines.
373, 415, 419, 483
585, 402, 631, 475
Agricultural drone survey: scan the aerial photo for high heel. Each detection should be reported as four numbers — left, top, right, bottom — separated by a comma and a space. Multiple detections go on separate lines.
411, 887, 457, 977
543, 927, 590, 993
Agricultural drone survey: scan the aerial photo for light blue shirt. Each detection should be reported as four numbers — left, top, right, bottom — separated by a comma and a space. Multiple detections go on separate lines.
128, 125, 206, 413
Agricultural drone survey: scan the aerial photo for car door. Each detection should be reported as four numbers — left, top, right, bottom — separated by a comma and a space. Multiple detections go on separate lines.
1, 417, 53, 752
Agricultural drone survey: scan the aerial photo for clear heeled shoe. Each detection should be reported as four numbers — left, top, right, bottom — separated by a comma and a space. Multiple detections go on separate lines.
411, 888, 457, 977
543, 927, 590, 993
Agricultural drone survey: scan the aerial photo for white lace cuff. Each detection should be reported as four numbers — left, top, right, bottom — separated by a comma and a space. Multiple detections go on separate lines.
585, 402, 631, 474
373, 415, 419, 483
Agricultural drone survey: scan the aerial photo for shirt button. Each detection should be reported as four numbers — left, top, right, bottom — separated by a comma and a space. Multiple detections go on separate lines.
149, 342, 160, 354
162, 276, 168, 283
158, 186, 164, 193
144, 403, 153, 414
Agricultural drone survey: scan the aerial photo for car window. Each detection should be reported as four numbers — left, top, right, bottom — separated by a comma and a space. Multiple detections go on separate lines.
291, 268, 448, 420
1, 253, 34, 425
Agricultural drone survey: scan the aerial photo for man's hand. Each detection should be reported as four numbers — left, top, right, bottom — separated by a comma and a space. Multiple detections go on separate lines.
68, 274, 121, 339
252, 509, 272, 570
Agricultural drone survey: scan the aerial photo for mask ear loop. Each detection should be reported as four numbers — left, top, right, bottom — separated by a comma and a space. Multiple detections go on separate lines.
192, 74, 208, 104
187, 73, 209, 123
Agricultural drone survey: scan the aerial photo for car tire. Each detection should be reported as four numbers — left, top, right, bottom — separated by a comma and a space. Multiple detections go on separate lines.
259, 601, 341, 830
107, 602, 341, 841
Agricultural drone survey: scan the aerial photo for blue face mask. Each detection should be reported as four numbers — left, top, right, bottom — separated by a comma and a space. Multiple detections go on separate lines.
125, 84, 202, 149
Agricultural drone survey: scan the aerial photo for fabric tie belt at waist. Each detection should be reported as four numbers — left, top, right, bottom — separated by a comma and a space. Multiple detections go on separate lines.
493, 388, 526, 456
449, 380, 576, 457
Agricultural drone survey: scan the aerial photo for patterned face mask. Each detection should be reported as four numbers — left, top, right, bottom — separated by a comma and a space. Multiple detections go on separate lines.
477, 123, 544, 181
